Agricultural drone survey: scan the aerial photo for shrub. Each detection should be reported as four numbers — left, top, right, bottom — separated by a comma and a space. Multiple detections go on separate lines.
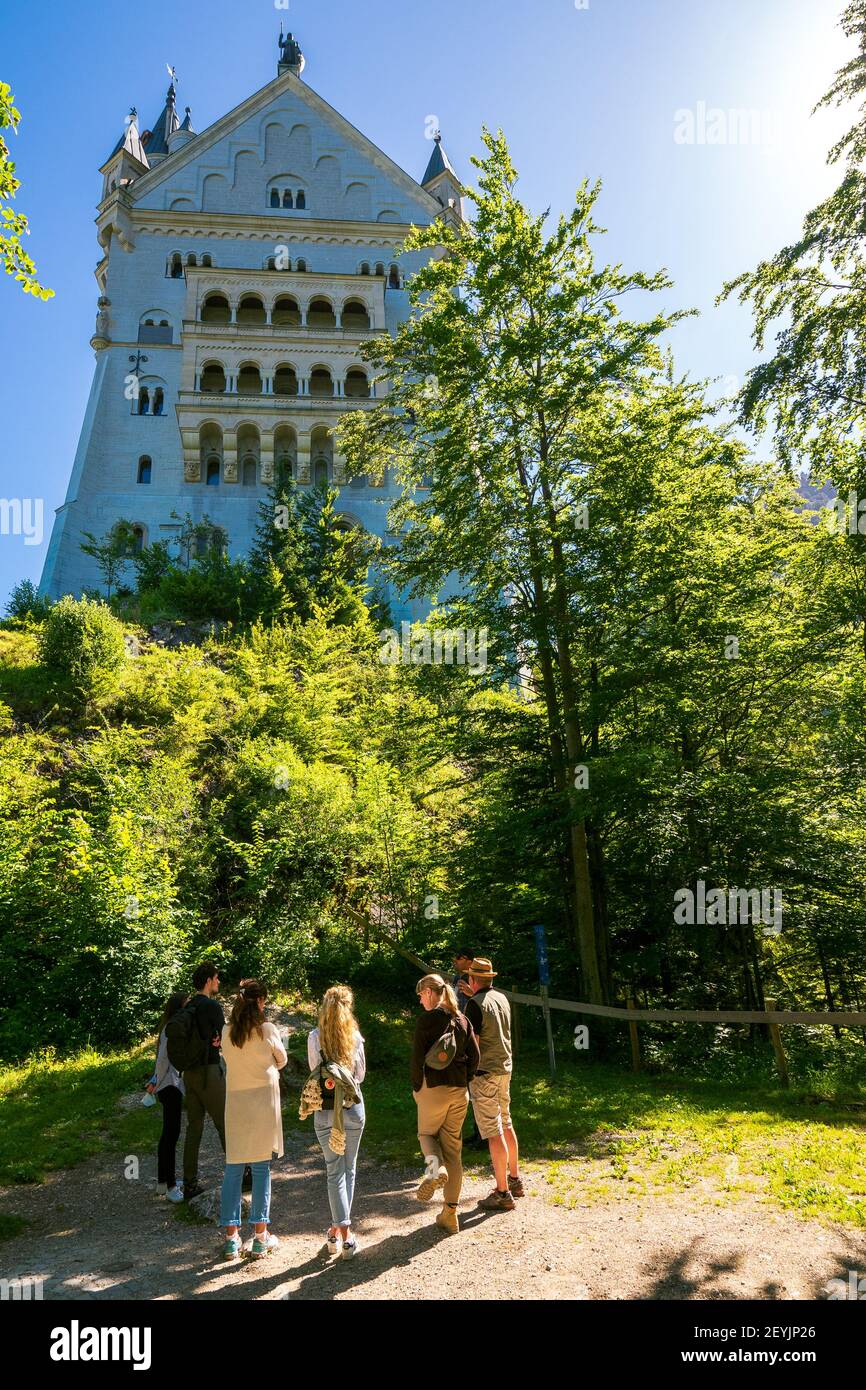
37, 595, 126, 698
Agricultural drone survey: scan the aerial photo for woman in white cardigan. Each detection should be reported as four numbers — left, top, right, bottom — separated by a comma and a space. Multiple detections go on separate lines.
220, 979, 287, 1261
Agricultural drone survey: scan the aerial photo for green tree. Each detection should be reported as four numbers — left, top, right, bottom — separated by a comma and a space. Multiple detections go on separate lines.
719, 1, 866, 473
341, 130, 686, 1002
0, 82, 52, 299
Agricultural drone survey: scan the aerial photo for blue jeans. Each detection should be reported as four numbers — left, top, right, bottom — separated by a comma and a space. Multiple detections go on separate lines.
313, 1101, 365, 1227
220, 1159, 271, 1228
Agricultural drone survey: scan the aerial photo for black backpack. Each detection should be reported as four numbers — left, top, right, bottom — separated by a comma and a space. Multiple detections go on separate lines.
165, 1002, 210, 1073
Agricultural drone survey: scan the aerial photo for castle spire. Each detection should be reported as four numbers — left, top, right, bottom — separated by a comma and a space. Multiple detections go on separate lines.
142, 71, 180, 162
421, 131, 464, 221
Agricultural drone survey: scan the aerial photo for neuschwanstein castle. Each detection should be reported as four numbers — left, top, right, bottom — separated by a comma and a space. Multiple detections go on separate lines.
40, 31, 463, 618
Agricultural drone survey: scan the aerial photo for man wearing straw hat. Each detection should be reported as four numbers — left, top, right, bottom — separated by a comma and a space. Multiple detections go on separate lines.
464, 957, 524, 1212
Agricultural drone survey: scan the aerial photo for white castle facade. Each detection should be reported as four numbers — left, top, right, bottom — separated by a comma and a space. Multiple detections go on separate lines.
40, 32, 463, 619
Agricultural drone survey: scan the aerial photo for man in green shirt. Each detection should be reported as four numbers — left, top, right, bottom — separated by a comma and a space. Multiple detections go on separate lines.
464, 957, 524, 1212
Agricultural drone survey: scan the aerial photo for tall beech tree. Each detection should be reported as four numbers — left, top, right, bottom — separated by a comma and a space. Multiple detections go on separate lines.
340, 130, 687, 1002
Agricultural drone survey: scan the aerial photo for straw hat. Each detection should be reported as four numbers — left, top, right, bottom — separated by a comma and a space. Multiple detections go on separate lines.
468, 957, 497, 980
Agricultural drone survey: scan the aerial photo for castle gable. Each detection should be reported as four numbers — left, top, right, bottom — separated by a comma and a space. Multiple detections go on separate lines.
133, 72, 438, 227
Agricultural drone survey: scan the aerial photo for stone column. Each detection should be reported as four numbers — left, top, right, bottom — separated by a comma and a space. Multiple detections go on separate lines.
182, 427, 200, 482
223, 429, 238, 483
296, 432, 311, 485
261, 429, 275, 485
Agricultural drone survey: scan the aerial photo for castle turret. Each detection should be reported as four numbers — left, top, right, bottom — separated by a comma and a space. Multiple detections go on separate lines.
422, 132, 464, 223
168, 106, 196, 154
99, 108, 149, 199
142, 79, 180, 164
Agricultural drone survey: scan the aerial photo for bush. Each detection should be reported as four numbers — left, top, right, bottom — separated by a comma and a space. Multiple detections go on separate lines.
37, 595, 126, 697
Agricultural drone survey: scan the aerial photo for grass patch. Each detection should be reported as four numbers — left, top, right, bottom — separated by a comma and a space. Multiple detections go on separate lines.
0, 1213, 29, 1241
1, 989, 864, 1230
0, 1042, 158, 1185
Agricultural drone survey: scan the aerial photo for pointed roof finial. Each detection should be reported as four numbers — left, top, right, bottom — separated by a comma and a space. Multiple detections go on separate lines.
422, 130, 456, 185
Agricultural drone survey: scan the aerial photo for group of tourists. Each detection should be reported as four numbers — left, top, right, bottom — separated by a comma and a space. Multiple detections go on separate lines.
145, 950, 520, 1262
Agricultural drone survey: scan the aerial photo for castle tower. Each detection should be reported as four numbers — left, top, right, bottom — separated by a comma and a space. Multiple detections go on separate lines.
41, 34, 462, 620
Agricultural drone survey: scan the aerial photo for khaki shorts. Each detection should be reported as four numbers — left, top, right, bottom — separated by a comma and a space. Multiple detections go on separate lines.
469, 1072, 512, 1140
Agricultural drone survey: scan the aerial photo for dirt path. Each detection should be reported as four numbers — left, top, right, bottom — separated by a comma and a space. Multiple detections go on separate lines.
2, 1006, 864, 1301
2, 1118, 864, 1300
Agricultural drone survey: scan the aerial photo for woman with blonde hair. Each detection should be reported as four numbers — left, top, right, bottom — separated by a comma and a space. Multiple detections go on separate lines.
219, 979, 287, 1262
307, 985, 366, 1259
412, 973, 480, 1235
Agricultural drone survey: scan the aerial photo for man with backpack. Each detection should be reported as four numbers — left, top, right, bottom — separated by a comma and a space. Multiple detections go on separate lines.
166, 961, 227, 1202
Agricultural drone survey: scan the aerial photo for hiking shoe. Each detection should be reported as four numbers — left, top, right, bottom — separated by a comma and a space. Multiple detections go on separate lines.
479, 1188, 516, 1212
416, 1157, 448, 1202
183, 1182, 205, 1203
341, 1236, 359, 1260
325, 1229, 342, 1257
250, 1232, 279, 1260
508, 1175, 525, 1199
166, 1184, 184, 1203
436, 1205, 460, 1235
222, 1234, 241, 1262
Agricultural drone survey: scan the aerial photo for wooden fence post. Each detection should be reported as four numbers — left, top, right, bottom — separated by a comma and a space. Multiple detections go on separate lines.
628, 997, 642, 1073
765, 997, 790, 1088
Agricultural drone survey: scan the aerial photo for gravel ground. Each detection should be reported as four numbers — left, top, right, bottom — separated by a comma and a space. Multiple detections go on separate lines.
1, 1116, 863, 1301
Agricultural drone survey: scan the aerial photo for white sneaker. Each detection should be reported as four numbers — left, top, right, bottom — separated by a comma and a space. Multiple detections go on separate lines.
326, 1229, 342, 1256
341, 1235, 359, 1260
166, 1185, 184, 1203
416, 1154, 448, 1202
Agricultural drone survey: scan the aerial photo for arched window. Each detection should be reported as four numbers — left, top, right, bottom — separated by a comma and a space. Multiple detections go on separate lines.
272, 295, 301, 327
206, 458, 220, 486
273, 364, 299, 396
132, 525, 146, 555
310, 367, 334, 398
187, 254, 197, 267
200, 362, 227, 393
237, 362, 263, 395
169, 253, 183, 279
314, 459, 329, 488
139, 311, 173, 344
282, 189, 293, 208
201, 293, 231, 325
137, 387, 150, 416
345, 368, 370, 399
201, 254, 213, 268
236, 295, 266, 326
342, 300, 371, 332
266, 256, 276, 271
307, 298, 336, 329
296, 190, 306, 209
153, 388, 165, 416
242, 458, 257, 487
296, 258, 307, 273
359, 262, 371, 276
137, 456, 152, 485
375, 262, 385, 277
270, 188, 280, 208
388, 264, 401, 289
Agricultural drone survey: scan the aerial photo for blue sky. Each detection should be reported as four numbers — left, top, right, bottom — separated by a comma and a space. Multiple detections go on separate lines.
0, 0, 853, 607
